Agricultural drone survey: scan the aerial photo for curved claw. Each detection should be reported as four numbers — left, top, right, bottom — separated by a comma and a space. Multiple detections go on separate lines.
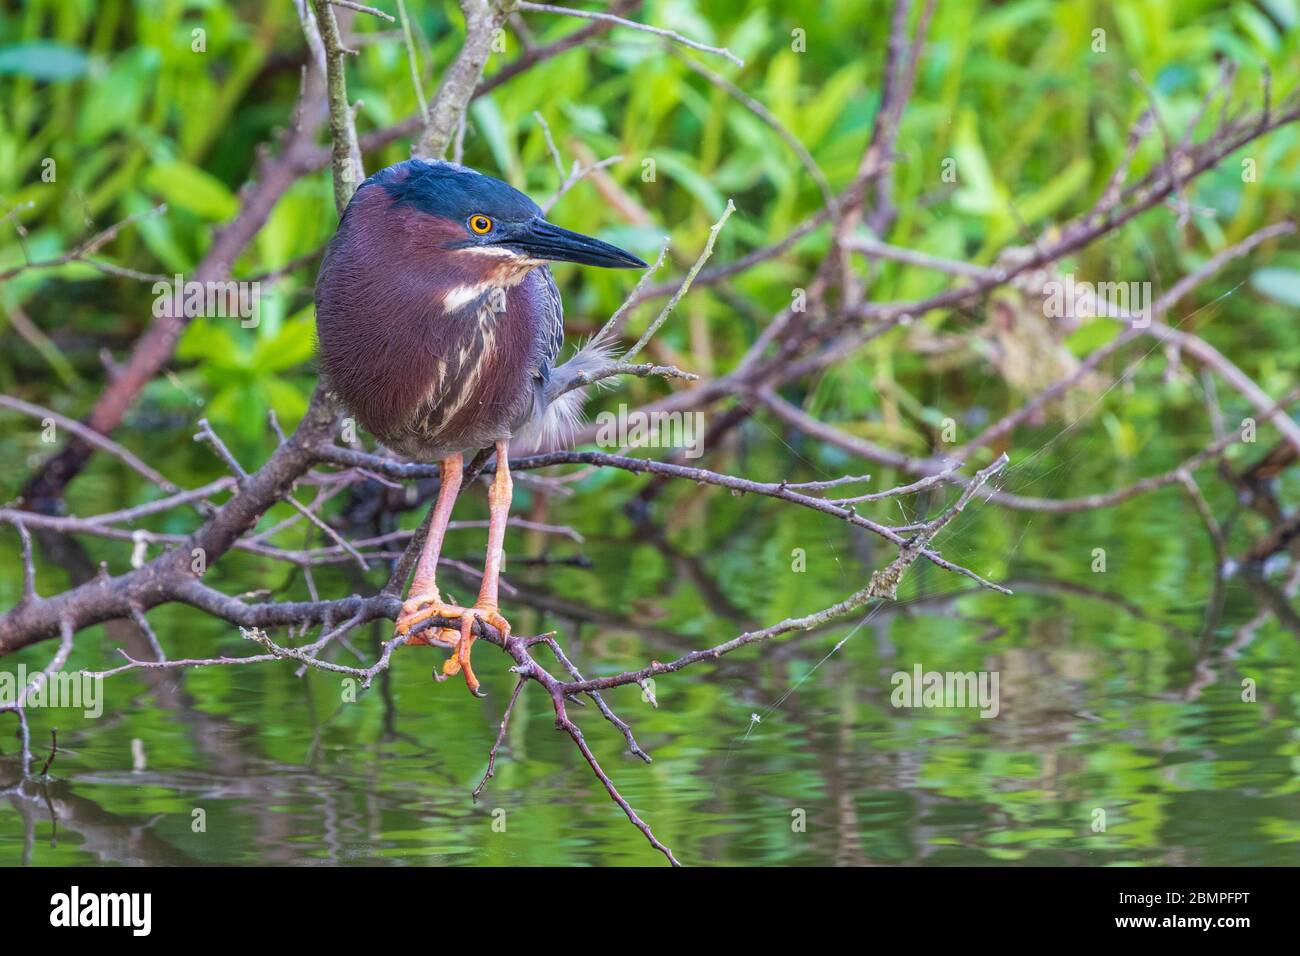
397, 592, 508, 700
433, 656, 483, 697
448, 604, 511, 698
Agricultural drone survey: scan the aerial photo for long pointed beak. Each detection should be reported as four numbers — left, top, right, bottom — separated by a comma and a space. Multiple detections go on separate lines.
510, 218, 647, 268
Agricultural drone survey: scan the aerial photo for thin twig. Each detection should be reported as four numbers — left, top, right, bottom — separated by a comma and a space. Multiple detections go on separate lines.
328, 0, 396, 22
625, 200, 735, 360
516, 1, 743, 67
1, 395, 178, 494
473, 677, 526, 800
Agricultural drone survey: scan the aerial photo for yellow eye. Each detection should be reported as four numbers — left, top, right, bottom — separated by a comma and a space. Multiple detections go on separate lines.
469, 214, 493, 235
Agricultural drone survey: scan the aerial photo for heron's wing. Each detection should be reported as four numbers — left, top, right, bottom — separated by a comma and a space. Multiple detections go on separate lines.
536, 265, 565, 380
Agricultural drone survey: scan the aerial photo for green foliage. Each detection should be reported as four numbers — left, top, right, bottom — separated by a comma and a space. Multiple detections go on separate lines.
2, 0, 1297, 441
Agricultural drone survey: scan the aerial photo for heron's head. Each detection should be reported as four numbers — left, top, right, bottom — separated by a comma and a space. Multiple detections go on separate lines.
359, 159, 646, 285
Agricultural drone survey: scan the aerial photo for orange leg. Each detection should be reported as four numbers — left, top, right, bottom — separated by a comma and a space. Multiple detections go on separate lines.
394, 454, 465, 652
440, 441, 514, 695
477, 440, 512, 613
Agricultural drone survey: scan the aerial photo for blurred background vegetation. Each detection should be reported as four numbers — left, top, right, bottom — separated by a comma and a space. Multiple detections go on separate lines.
1, 0, 1298, 865
3, 0, 1297, 454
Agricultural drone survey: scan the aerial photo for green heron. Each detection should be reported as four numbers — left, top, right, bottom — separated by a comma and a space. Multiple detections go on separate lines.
315, 159, 645, 696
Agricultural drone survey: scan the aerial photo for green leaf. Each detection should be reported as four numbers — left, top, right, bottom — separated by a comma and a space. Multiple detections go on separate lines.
0, 42, 90, 80
1064, 317, 1122, 357
799, 64, 863, 148
77, 47, 158, 141
952, 111, 1001, 215
252, 315, 316, 373
262, 378, 310, 428
177, 319, 245, 370
206, 385, 256, 441
1015, 157, 1093, 224
470, 97, 514, 180
654, 151, 727, 216
1251, 267, 1300, 308
145, 160, 240, 221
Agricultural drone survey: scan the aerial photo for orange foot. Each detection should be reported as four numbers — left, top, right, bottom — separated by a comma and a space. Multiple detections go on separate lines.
395, 590, 464, 649
434, 603, 511, 699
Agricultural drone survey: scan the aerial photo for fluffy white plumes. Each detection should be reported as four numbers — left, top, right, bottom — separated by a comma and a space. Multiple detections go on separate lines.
513, 333, 619, 453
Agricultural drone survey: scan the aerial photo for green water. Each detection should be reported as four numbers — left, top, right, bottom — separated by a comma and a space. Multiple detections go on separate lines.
2, 420, 1299, 867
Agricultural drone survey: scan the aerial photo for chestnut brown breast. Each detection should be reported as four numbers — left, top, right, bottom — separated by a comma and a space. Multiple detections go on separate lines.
314, 183, 557, 460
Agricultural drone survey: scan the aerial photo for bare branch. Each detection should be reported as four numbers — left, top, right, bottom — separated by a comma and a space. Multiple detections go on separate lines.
625, 199, 735, 360
416, 0, 516, 158
1, 395, 178, 494
472, 677, 526, 800
516, 1, 743, 67
310, 0, 366, 213
328, 0, 395, 22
